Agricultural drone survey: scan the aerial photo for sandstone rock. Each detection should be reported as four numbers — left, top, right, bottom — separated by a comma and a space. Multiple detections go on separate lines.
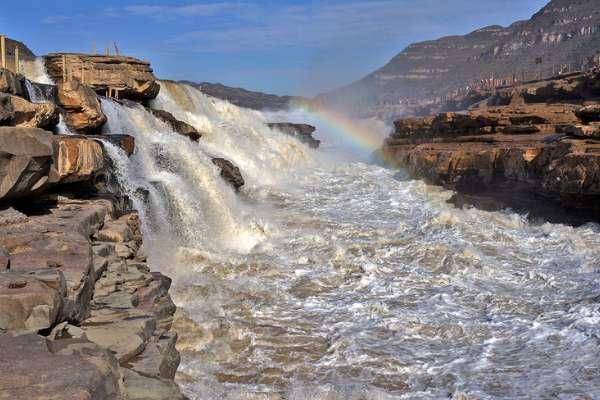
56, 79, 107, 132
267, 122, 320, 148
45, 53, 160, 100
48, 321, 87, 340
212, 157, 245, 190
575, 104, 600, 123
0, 67, 26, 97
6, 94, 58, 129
83, 317, 156, 363
122, 368, 187, 400
95, 134, 136, 156
52, 135, 105, 183
149, 108, 202, 141
0, 197, 113, 322
0, 127, 53, 201
128, 332, 180, 380
0, 333, 124, 399
96, 220, 134, 243
0, 94, 12, 124
0, 270, 65, 333
0, 246, 9, 269
561, 123, 600, 138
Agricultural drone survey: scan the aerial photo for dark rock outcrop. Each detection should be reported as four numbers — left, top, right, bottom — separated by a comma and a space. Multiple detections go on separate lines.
267, 122, 320, 148
0, 67, 27, 98
212, 158, 245, 190
149, 108, 202, 141
56, 79, 107, 132
45, 54, 160, 101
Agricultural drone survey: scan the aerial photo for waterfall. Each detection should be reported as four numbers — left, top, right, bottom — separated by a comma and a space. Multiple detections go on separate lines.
22, 57, 74, 135
151, 81, 312, 186
100, 93, 312, 254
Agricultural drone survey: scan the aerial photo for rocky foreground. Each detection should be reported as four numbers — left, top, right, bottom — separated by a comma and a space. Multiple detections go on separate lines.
381, 70, 600, 223
0, 36, 322, 399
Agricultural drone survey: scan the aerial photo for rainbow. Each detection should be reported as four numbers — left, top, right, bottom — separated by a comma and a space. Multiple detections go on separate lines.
294, 102, 386, 153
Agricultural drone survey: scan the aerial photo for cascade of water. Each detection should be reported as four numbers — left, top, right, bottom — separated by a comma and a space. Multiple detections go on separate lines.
151, 81, 313, 187
99, 97, 300, 254
96, 82, 600, 400
21, 57, 75, 135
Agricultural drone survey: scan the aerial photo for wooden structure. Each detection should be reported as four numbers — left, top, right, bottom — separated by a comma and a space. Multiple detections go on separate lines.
0, 35, 5, 69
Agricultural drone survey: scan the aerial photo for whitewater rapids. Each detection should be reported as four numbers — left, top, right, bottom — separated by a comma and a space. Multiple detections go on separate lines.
99, 81, 600, 399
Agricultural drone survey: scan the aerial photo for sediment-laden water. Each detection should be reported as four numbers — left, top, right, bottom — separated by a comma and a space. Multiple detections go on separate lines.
101, 82, 600, 399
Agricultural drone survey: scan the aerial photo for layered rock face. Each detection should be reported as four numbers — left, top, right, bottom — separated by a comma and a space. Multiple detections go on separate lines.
45, 54, 160, 101
381, 71, 600, 218
319, 0, 600, 120
266, 122, 321, 148
0, 200, 185, 399
56, 79, 107, 132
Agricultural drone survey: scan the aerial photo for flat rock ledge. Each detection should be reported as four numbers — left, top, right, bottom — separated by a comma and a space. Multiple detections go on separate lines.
0, 197, 186, 400
380, 74, 600, 224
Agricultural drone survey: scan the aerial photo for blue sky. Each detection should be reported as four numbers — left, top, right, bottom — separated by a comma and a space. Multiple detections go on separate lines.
1, 0, 548, 96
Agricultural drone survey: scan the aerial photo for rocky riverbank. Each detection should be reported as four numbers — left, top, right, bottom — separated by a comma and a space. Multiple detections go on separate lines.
0, 39, 187, 399
0, 35, 323, 399
381, 70, 600, 224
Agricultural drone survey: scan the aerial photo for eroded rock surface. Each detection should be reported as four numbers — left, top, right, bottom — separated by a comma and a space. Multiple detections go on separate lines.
0, 127, 54, 201
382, 73, 600, 218
45, 54, 160, 101
56, 79, 107, 133
0, 198, 185, 400
267, 122, 320, 148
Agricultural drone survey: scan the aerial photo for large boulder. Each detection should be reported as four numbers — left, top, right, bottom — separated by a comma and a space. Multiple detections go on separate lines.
3, 94, 58, 129
0, 127, 53, 201
52, 136, 105, 183
0, 94, 13, 124
0, 334, 124, 399
576, 104, 600, 123
56, 79, 107, 133
45, 53, 160, 100
0, 270, 65, 333
0, 68, 26, 97
149, 108, 202, 141
212, 157, 245, 190
266, 122, 320, 148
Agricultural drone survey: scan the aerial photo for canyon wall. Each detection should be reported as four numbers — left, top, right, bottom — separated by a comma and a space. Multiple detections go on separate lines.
318, 0, 600, 121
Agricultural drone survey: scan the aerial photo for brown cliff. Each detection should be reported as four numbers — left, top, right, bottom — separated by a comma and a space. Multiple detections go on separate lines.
45, 53, 160, 101
381, 70, 600, 223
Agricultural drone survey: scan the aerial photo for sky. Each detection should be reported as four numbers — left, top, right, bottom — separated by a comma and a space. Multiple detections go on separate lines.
1, 0, 549, 96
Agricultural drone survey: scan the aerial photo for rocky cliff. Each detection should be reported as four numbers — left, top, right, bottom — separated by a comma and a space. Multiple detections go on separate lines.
319, 0, 600, 121
45, 54, 160, 101
0, 45, 186, 398
381, 70, 600, 223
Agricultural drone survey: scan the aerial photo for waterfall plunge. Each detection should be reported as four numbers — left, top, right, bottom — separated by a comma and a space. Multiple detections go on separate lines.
100, 87, 313, 255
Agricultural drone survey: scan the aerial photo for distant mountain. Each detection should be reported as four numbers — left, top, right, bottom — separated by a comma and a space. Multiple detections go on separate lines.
317, 0, 600, 120
181, 81, 307, 111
